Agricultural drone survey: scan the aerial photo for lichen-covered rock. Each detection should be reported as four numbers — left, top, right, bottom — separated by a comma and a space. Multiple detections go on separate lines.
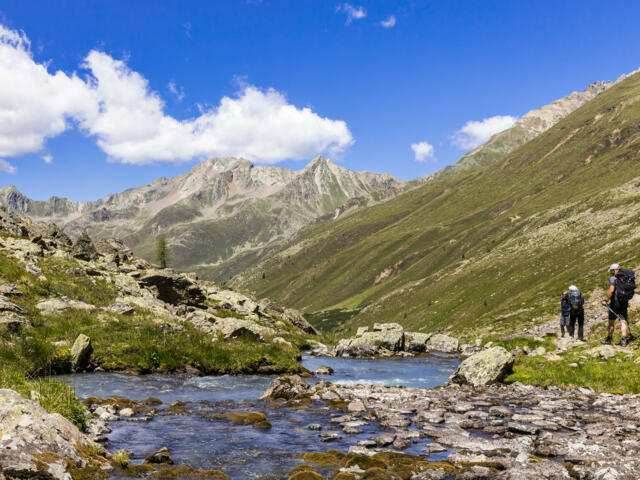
36, 296, 96, 315
145, 446, 174, 464
139, 269, 205, 306
336, 329, 405, 356
448, 346, 513, 387
426, 334, 459, 353
70, 334, 93, 372
257, 298, 319, 335
72, 232, 98, 261
405, 332, 433, 352
0, 389, 109, 479
105, 302, 135, 315
260, 375, 311, 400
93, 238, 133, 262
0, 313, 31, 332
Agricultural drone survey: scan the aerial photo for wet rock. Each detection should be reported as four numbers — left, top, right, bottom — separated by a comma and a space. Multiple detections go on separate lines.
319, 432, 341, 442
426, 334, 459, 353
448, 347, 513, 387
315, 366, 334, 376
260, 375, 311, 401
70, 333, 93, 372
145, 446, 174, 464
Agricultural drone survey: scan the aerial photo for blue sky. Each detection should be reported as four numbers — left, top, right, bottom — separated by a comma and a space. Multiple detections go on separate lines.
0, 0, 639, 201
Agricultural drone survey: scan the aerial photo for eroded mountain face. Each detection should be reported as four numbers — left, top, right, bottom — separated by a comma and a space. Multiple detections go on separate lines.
0, 156, 406, 281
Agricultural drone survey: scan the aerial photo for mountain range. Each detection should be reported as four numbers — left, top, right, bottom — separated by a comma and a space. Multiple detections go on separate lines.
0, 156, 405, 281
234, 70, 640, 338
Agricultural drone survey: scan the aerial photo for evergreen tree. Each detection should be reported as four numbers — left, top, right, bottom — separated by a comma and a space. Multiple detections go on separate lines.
155, 234, 170, 269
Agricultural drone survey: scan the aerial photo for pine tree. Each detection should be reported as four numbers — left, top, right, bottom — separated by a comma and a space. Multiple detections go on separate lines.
155, 234, 170, 269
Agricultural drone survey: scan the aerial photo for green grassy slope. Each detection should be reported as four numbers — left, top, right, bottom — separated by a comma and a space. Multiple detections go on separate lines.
236, 72, 640, 339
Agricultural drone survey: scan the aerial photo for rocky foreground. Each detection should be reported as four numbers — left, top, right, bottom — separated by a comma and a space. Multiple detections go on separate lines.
264, 374, 640, 479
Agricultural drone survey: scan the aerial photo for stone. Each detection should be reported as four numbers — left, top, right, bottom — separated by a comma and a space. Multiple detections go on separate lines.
105, 302, 135, 315
36, 296, 96, 315
448, 346, 514, 387
119, 408, 135, 417
586, 345, 617, 359
70, 333, 93, 372
426, 334, 459, 353
373, 322, 403, 331
319, 432, 341, 442
260, 375, 311, 400
71, 232, 98, 261
273, 336, 293, 348
145, 446, 174, 464
256, 298, 319, 335
0, 388, 108, 479
336, 329, 405, 356
93, 238, 134, 262
139, 269, 205, 306
0, 313, 31, 332
0, 284, 22, 296
405, 332, 433, 352
0, 295, 24, 314
315, 366, 335, 375
347, 400, 366, 412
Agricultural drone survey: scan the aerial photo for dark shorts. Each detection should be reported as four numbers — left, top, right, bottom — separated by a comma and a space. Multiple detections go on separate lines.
609, 300, 628, 321
559, 315, 570, 327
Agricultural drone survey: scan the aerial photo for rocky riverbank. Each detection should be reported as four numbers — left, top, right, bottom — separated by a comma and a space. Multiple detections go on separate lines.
263, 374, 640, 479
313, 323, 465, 357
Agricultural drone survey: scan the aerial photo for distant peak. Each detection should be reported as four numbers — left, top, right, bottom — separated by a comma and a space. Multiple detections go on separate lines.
305, 155, 335, 169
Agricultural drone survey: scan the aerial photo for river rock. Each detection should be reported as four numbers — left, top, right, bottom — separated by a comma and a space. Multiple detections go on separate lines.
70, 333, 93, 371
315, 366, 334, 375
406, 332, 433, 352
261, 375, 311, 400
336, 328, 405, 356
0, 388, 108, 479
145, 446, 174, 464
426, 334, 459, 353
447, 346, 513, 387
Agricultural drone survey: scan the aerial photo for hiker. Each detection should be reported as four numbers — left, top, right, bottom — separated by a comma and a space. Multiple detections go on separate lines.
601, 264, 636, 346
559, 290, 570, 337
567, 285, 585, 341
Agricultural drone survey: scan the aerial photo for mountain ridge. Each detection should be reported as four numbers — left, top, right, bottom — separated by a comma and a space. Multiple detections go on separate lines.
0, 156, 406, 281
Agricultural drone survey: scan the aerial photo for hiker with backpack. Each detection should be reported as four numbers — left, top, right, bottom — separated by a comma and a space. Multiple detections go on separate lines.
567, 285, 585, 341
559, 290, 571, 337
601, 264, 636, 346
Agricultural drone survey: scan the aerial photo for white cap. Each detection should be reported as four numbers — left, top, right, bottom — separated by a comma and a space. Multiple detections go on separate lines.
609, 263, 620, 272
569, 285, 578, 291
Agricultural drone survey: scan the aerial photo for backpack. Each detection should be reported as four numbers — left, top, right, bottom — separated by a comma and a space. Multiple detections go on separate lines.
568, 291, 583, 311
615, 268, 636, 302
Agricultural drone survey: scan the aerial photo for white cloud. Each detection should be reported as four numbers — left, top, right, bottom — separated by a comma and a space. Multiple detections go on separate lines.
411, 141, 435, 162
42, 153, 53, 164
380, 16, 396, 28
452, 115, 518, 150
0, 24, 354, 166
0, 159, 16, 174
167, 81, 185, 102
0, 25, 97, 159
337, 3, 366, 25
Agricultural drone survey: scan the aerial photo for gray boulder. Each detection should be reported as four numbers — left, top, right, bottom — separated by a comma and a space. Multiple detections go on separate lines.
0, 313, 31, 332
36, 296, 95, 315
448, 346, 514, 387
0, 389, 108, 479
139, 269, 205, 306
72, 232, 98, 261
405, 332, 433, 352
260, 375, 311, 400
426, 333, 459, 353
70, 334, 93, 372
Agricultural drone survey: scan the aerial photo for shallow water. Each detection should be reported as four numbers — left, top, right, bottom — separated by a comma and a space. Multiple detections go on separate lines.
60, 354, 459, 479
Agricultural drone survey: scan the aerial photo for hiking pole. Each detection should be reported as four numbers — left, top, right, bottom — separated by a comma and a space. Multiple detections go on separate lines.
604, 304, 637, 342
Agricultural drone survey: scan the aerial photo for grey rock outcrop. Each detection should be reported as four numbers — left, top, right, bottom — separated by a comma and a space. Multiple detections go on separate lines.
448, 346, 514, 387
139, 269, 205, 306
426, 334, 459, 353
260, 375, 311, 401
0, 389, 109, 480
70, 334, 93, 371
36, 297, 96, 315
71, 232, 98, 261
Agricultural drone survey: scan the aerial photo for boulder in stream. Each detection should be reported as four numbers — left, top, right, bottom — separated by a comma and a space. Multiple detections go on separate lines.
447, 346, 513, 387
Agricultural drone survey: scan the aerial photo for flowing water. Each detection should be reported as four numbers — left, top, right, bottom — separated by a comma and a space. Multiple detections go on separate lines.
60, 354, 459, 479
